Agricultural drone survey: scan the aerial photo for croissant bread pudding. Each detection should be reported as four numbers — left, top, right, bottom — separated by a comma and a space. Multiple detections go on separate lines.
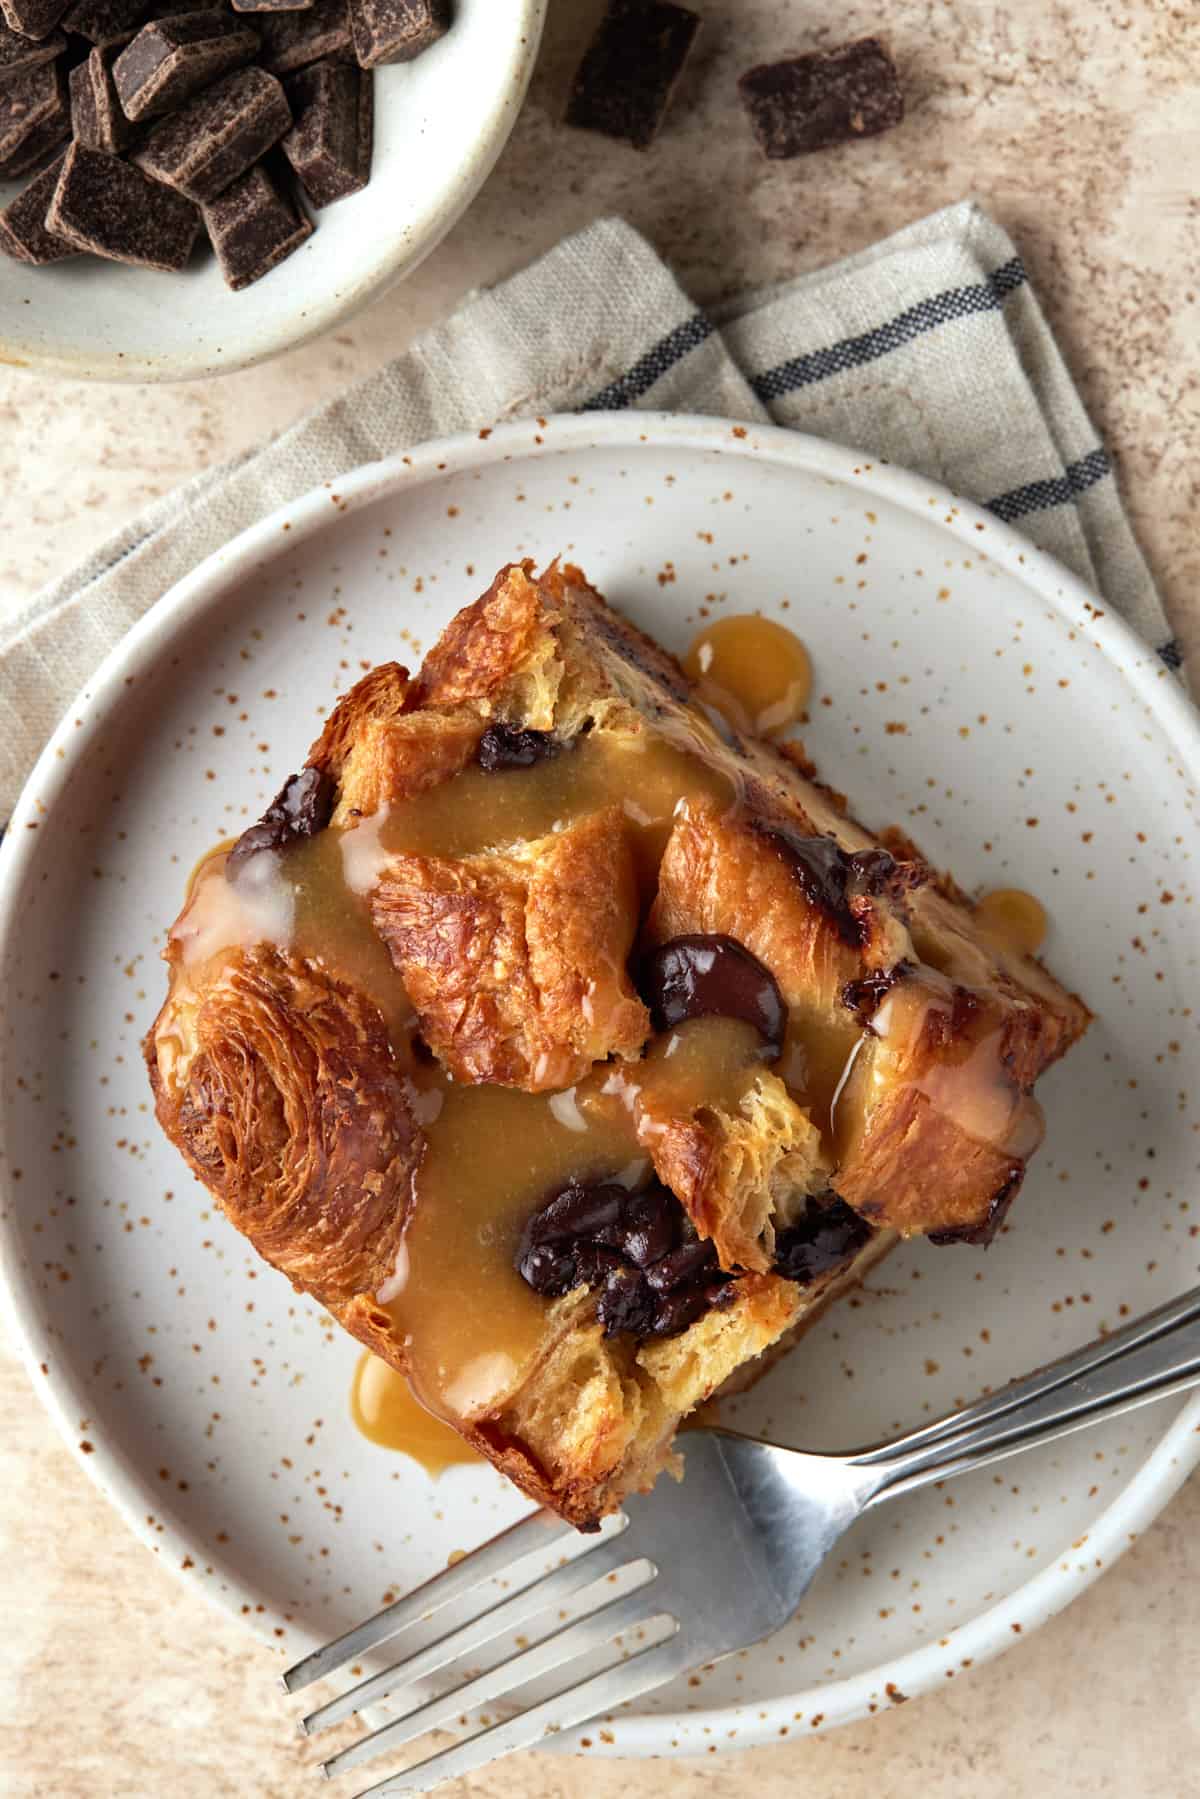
146, 560, 1089, 1528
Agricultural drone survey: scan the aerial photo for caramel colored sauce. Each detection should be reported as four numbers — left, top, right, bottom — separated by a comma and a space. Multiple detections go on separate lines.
350, 1351, 481, 1470
392, 1015, 768, 1423
975, 888, 1048, 957
288, 829, 415, 1046
685, 615, 812, 739
366, 727, 737, 899
170, 841, 295, 971
389, 1077, 644, 1420
169, 830, 415, 1052
618, 1015, 766, 1120
839, 973, 1043, 1165
777, 1015, 861, 1143
164, 678, 1043, 1446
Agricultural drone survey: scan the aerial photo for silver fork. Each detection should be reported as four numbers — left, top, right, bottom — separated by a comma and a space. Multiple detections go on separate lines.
282, 1284, 1200, 1794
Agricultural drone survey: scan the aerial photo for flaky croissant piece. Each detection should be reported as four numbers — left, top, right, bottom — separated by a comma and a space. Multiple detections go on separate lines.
146, 946, 417, 1309
147, 559, 1088, 1527
371, 807, 649, 1092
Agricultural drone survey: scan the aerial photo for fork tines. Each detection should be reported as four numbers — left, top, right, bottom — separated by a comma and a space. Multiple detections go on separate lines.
282, 1507, 685, 1796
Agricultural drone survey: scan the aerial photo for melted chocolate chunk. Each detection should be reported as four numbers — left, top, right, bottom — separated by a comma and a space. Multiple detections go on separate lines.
761, 824, 897, 947
841, 959, 914, 1025
596, 1263, 659, 1337
516, 1176, 732, 1339
773, 1193, 873, 1286
226, 764, 336, 875
927, 1167, 1023, 1247
475, 724, 561, 772
649, 1279, 733, 1338
640, 933, 787, 1055
643, 1235, 717, 1292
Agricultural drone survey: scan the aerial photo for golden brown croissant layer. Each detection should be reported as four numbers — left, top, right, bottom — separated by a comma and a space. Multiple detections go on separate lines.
146, 558, 1089, 1527
147, 947, 418, 1309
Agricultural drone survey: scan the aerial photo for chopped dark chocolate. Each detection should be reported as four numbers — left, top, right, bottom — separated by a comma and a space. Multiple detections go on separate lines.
475, 723, 560, 772
0, 61, 67, 170
516, 1175, 734, 1340
226, 764, 335, 873
347, 0, 446, 71
640, 934, 787, 1056
133, 63, 290, 200
0, 61, 62, 155
280, 58, 369, 206
113, 10, 259, 122
759, 823, 898, 948
202, 158, 311, 288
256, 0, 347, 74
0, 20, 64, 89
0, 0, 69, 44
773, 1194, 874, 1285
232, 0, 311, 10
0, 104, 68, 174
738, 37, 904, 160
70, 44, 135, 151
566, 0, 701, 151
841, 959, 914, 1026
47, 140, 200, 268
0, 149, 74, 261
60, 0, 147, 44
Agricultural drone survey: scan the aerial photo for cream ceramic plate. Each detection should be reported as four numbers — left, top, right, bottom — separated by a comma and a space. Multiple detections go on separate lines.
0, 0, 545, 383
2, 414, 1198, 1760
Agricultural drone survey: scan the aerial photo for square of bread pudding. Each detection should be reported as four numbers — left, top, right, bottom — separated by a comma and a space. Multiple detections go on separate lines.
146, 561, 1088, 1528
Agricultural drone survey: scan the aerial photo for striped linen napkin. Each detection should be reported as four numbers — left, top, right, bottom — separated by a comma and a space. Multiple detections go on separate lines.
0, 199, 1177, 821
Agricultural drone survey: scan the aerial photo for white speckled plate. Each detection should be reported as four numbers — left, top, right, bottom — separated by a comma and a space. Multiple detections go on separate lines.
0, 0, 545, 383
2, 414, 1199, 1760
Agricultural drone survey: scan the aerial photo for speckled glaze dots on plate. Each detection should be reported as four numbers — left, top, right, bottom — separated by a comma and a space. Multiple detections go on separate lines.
0, 415, 1197, 1762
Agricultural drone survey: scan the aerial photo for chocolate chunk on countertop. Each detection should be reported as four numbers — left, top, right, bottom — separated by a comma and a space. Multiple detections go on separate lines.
256, 0, 347, 74
0, 59, 67, 171
133, 63, 289, 199
60, 0, 147, 44
280, 58, 369, 206
47, 140, 200, 267
347, 0, 447, 70
566, 0, 700, 150
113, 10, 259, 121
0, 19, 64, 88
202, 158, 311, 288
0, 149, 75, 262
738, 37, 903, 159
70, 44, 135, 150
0, 0, 68, 43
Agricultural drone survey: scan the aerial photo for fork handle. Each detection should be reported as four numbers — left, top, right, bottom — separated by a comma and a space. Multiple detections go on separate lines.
853, 1282, 1200, 1504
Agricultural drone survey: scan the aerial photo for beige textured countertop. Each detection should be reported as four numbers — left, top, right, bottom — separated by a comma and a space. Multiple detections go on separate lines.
2, 3, 1199, 1794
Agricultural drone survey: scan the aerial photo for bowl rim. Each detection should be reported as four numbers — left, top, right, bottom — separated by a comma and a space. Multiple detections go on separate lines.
0, 0, 547, 384
1, 409, 1197, 1753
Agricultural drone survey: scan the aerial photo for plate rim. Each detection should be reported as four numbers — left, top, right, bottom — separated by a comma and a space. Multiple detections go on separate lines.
2, 409, 1198, 1755
0, 0, 547, 385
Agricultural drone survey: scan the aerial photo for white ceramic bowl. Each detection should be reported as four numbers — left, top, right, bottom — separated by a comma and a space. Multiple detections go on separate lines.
0, 0, 545, 382
2, 414, 1198, 1758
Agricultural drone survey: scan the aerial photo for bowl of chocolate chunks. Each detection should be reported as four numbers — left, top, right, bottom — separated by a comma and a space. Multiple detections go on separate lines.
0, 0, 545, 380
